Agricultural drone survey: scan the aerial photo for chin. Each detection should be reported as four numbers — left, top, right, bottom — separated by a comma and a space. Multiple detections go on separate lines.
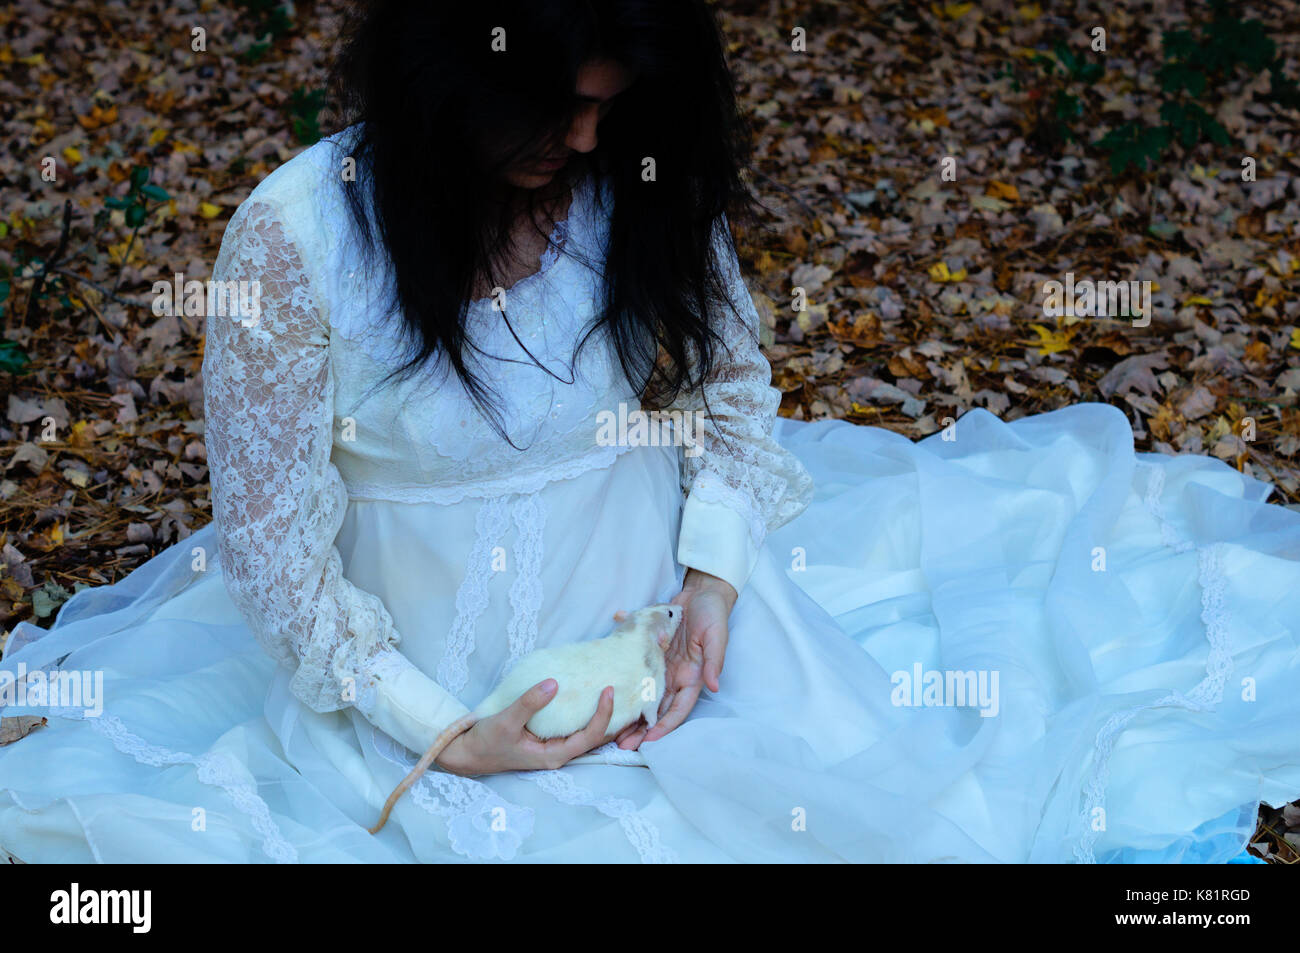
505, 169, 557, 189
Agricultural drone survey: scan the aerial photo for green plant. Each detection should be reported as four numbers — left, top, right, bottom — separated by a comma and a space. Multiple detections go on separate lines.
1023, 41, 1104, 147
289, 87, 326, 145
0, 260, 26, 372
1015, 0, 1297, 176
1094, 122, 1170, 175
237, 0, 294, 63
103, 164, 170, 291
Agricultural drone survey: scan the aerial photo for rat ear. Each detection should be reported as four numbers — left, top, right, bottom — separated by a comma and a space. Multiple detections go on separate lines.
613, 610, 628, 623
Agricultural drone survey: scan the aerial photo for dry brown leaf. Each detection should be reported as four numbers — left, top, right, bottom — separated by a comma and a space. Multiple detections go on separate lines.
0, 716, 47, 746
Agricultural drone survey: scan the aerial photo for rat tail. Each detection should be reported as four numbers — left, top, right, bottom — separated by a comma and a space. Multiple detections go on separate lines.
369, 713, 478, 834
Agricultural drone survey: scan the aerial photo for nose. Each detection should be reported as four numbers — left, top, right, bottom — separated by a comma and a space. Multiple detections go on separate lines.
564, 104, 601, 154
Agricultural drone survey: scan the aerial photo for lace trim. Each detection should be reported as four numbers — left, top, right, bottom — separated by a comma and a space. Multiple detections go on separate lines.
519, 768, 677, 863
369, 733, 664, 862
689, 469, 767, 550
353, 649, 413, 717
331, 163, 591, 369
342, 443, 635, 505
572, 740, 649, 766
438, 496, 512, 695
50, 708, 298, 864
504, 492, 547, 673
1072, 462, 1233, 863
464, 192, 576, 310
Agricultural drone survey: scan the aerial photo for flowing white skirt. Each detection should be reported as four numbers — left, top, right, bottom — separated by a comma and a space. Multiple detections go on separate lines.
2, 402, 1298, 863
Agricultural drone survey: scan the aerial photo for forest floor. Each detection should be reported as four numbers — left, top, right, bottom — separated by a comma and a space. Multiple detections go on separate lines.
0, 0, 1297, 860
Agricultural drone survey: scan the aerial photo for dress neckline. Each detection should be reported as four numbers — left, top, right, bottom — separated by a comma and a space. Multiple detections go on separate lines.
468, 170, 590, 309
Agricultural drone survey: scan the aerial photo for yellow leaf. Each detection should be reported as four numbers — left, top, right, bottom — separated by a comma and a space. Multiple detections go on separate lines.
1017, 3, 1042, 19
1183, 295, 1213, 306
197, 202, 221, 219
70, 420, 96, 448
1255, 287, 1278, 308
1028, 323, 1076, 355
1290, 328, 1300, 350
927, 262, 968, 282
985, 180, 1019, 202
62, 146, 82, 164
931, 2, 974, 18
107, 239, 145, 266
148, 127, 168, 147
50, 523, 63, 546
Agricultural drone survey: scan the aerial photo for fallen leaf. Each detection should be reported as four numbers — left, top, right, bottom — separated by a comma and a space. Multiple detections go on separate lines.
1027, 323, 1077, 355
0, 716, 47, 746
985, 180, 1020, 202
928, 262, 968, 282
1098, 353, 1169, 398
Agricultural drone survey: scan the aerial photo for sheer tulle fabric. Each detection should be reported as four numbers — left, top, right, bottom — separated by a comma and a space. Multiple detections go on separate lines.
1, 129, 1297, 862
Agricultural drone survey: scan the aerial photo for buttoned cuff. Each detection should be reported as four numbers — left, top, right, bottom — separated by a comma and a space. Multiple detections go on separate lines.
676, 491, 760, 596
357, 651, 471, 754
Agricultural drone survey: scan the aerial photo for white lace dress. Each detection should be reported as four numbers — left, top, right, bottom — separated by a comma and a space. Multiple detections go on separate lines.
2, 129, 1299, 863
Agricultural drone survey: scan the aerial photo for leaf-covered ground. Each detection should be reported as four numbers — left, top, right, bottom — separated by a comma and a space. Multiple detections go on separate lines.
0, 0, 1297, 861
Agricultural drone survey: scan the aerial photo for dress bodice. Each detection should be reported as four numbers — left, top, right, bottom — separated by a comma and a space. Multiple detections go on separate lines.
285, 133, 644, 504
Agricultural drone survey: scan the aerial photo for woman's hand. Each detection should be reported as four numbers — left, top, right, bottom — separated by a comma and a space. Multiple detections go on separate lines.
435, 680, 622, 776
615, 569, 737, 750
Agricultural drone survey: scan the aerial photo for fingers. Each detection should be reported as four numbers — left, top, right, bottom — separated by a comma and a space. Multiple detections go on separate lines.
549, 685, 615, 763
614, 716, 646, 750
641, 680, 701, 743
617, 722, 649, 750
508, 679, 558, 729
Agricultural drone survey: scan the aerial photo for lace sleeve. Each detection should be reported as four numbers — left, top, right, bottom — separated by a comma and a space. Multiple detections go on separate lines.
202, 197, 469, 752
669, 216, 814, 594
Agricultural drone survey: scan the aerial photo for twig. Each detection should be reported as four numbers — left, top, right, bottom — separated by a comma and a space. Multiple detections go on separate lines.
752, 169, 819, 220
50, 268, 150, 310
112, 225, 140, 295
18, 199, 73, 330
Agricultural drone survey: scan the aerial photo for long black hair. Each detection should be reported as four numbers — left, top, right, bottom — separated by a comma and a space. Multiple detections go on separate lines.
328, 0, 762, 445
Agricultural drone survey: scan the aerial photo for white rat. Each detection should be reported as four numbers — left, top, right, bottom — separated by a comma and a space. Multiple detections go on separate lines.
369, 603, 681, 833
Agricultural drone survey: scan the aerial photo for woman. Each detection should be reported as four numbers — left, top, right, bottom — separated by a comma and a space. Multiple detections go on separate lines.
1, 0, 1298, 863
